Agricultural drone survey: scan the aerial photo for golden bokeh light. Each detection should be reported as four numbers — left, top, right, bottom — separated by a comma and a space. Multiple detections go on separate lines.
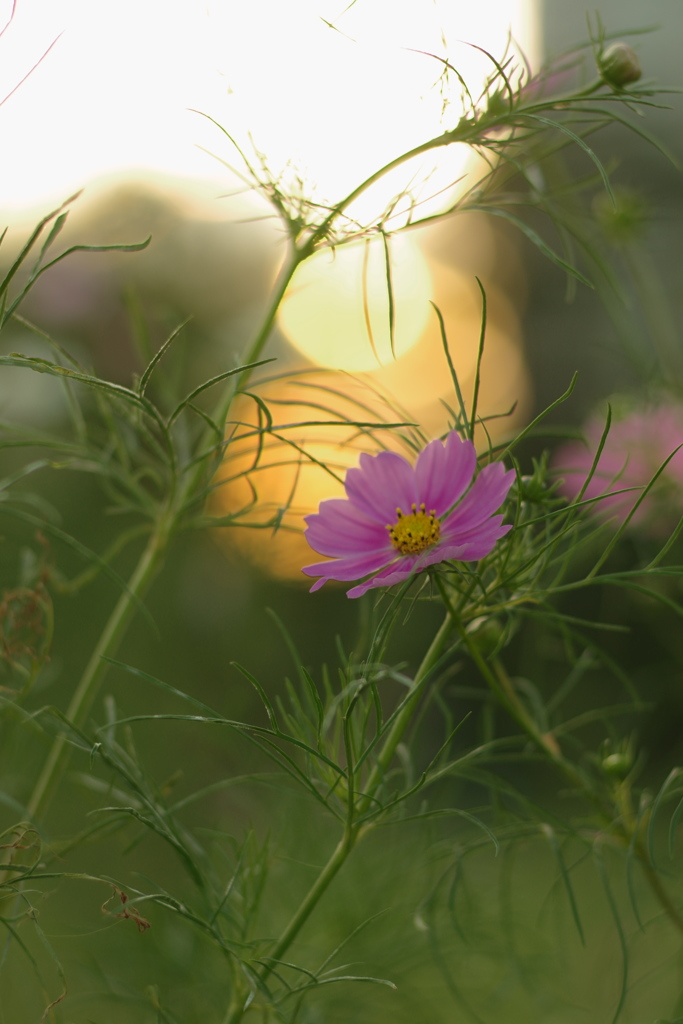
212, 375, 401, 580
278, 235, 432, 371
373, 261, 531, 442
213, 261, 530, 582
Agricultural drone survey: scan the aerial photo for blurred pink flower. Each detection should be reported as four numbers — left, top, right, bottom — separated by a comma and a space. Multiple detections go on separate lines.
302, 432, 515, 598
554, 404, 683, 532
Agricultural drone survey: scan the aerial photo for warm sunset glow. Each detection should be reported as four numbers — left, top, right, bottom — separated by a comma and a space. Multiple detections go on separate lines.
0, 1, 538, 218
279, 236, 432, 371
370, 261, 530, 433
213, 269, 530, 581
213, 375, 388, 579
208, 1, 539, 227
0, 0, 538, 582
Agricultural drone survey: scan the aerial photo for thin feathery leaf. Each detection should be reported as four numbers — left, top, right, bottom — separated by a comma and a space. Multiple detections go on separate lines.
431, 301, 469, 435
470, 206, 593, 286
469, 277, 487, 439
540, 824, 585, 945
168, 359, 275, 425
595, 844, 629, 1024
138, 319, 192, 396
647, 768, 683, 870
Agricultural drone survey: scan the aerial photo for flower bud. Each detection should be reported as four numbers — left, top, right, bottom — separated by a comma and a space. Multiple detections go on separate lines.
467, 616, 506, 655
602, 751, 632, 777
600, 736, 635, 777
598, 43, 642, 89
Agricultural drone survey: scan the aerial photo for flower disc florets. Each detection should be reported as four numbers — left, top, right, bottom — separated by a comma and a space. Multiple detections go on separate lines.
388, 503, 440, 555
302, 431, 515, 598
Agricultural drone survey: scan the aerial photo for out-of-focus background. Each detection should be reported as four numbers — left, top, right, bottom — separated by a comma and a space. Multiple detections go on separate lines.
2, 2, 683, 1021
2, 0, 681, 571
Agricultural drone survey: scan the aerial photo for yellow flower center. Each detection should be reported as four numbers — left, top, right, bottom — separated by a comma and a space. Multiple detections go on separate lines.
387, 503, 440, 555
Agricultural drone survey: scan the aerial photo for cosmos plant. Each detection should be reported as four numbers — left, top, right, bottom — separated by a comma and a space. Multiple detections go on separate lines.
554, 401, 683, 535
303, 432, 514, 597
1, 22, 683, 1024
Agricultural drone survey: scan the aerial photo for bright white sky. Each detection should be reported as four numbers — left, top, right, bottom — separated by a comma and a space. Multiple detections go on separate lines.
0, 0, 538, 219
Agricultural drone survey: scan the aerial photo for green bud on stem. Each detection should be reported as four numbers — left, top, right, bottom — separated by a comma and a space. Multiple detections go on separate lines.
602, 751, 632, 776
598, 43, 642, 89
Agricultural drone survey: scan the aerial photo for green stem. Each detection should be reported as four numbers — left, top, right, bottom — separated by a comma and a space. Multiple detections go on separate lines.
168, 248, 301, 530
305, 78, 608, 253
56, 523, 152, 595
434, 575, 565, 757
26, 516, 172, 821
221, 834, 355, 1024
223, 611, 455, 1024
26, 248, 304, 827
27, 249, 301, 828
447, 605, 611, 811
433, 577, 683, 938
309, 134, 459, 248
357, 612, 454, 817
265, 829, 357, 974
231, 253, 302, 399
488, 650, 683, 936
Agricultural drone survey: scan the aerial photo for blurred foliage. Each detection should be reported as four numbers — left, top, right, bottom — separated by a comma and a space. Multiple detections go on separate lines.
1, 18, 683, 1024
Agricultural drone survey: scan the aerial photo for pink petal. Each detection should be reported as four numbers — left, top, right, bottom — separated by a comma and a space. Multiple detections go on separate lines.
555, 441, 646, 507
344, 450, 418, 523
344, 515, 513, 598
414, 431, 477, 514
302, 548, 397, 590
442, 462, 515, 533
302, 436, 513, 598
442, 512, 509, 544
346, 557, 419, 598
438, 520, 513, 562
304, 498, 389, 557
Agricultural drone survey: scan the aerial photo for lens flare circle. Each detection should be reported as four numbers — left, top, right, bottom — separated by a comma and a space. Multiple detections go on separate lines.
278, 235, 432, 371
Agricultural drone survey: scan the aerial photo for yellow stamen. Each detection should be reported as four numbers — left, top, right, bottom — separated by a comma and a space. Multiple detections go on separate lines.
386, 502, 440, 555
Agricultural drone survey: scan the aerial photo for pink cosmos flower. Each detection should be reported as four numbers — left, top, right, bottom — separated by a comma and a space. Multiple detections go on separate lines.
553, 404, 683, 534
302, 431, 515, 598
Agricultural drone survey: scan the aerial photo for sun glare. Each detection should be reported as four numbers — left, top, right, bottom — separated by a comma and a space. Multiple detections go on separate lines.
0, 0, 538, 582
0, 0, 538, 217
279, 236, 432, 372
